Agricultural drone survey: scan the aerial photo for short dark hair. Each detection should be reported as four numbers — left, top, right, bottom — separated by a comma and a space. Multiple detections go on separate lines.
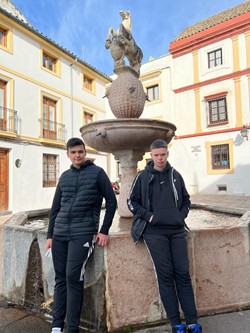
66, 137, 85, 150
150, 139, 168, 151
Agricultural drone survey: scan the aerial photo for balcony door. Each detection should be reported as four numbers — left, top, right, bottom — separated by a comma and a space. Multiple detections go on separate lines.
0, 149, 9, 211
0, 80, 7, 131
43, 97, 57, 140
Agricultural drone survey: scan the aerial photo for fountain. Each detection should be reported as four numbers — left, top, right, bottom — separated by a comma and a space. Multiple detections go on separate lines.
80, 10, 176, 217
3, 11, 250, 333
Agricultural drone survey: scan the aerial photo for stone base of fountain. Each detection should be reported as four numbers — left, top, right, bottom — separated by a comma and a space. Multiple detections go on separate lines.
1, 210, 250, 332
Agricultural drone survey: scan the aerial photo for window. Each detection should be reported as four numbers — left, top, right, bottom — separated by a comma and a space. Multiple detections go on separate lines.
0, 27, 7, 47
43, 154, 58, 187
84, 111, 93, 124
43, 97, 57, 139
0, 80, 7, 131
208, 48, 222, 68
83, 74, 94, 91
147, 85, 159, 101
211, 144, 230, 170
207, 97, 228, 125
43, 51, 57, 72
206, 139, 233, 175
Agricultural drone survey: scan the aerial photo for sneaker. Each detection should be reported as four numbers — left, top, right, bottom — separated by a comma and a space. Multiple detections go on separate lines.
172, 324, 187, 333
187, 324, 202, 333
51, 328, 63, 333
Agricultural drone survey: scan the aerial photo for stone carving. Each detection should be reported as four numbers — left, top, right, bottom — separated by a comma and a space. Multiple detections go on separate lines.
105, 10, 143, 75
105, 66, 148, 118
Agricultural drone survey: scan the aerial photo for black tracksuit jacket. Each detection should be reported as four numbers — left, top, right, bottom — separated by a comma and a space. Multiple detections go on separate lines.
127, 161, 190, 234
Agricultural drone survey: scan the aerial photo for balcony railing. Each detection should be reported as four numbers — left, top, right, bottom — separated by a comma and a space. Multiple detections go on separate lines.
39, 118, 66, 142
0, 106, 21, 134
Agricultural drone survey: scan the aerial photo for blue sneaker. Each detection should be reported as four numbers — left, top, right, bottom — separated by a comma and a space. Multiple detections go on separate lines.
172, 324, 187, 333
187, 324, 202, 333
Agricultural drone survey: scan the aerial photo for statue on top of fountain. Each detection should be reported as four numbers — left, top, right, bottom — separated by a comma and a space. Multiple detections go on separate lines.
105, 10, 143, 75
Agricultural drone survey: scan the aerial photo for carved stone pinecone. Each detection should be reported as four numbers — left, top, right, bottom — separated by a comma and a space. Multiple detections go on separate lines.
107, 66, 147, 118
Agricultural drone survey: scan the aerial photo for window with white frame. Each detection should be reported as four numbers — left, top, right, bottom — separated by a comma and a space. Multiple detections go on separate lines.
205, 93, 228, 126
208, 48, 222, 68
147, 84, 159, 101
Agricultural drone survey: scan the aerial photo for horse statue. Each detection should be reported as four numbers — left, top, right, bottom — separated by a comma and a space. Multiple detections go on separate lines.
105, 10, 143, 75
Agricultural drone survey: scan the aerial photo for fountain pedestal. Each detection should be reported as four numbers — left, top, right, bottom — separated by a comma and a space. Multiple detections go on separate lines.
80, 118, 176, 217
113, 149, 144, 217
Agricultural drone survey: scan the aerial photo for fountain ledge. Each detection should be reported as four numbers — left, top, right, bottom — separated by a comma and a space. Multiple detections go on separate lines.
1, 209, 250, 331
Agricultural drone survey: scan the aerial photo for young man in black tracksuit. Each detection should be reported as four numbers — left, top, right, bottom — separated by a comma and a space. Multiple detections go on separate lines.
127, 139, 202, 333
45, 137, 117, 333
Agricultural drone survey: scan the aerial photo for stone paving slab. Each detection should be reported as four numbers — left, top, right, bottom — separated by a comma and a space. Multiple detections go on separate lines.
1, 306, 250, 333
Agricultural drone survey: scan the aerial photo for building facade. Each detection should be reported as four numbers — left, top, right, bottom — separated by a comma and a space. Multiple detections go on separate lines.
0, 1, 111, 213
1, 1, 250, 215
123, 2, 250, 196
169, 1, 250, 195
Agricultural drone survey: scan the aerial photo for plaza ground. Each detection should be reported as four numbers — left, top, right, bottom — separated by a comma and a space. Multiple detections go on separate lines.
0, 193, 250, 333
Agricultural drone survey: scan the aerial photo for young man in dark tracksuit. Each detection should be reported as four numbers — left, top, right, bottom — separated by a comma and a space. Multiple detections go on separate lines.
127, 139, 202, 333
45, 137, 117, 333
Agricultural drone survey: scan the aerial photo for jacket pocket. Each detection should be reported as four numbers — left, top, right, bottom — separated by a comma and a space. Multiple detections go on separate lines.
151, 207, 184, 227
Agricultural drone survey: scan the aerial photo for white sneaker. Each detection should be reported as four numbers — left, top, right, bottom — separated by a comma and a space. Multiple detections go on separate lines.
51, 328, 62, 333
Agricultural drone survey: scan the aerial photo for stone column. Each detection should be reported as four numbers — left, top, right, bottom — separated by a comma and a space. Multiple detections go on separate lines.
113, 149, 145, 217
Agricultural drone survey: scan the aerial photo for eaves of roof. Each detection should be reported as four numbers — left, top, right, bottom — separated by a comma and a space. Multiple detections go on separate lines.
169, 2, 250, 58
0, 6, 112, 82
172, 1, 250, 42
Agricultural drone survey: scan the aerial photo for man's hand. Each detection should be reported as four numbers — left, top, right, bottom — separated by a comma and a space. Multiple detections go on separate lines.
94, 233, 109, 247
45, 238, 52, 251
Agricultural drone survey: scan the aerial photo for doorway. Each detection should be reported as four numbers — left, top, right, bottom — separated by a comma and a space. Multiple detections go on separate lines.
0, 149, 9, 211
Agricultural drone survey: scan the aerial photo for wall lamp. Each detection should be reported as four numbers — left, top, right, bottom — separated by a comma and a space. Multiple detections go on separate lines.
240, 125, 248, 141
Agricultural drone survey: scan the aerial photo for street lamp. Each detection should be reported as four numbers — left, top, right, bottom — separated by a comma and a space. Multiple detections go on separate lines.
240, 125, 248, 141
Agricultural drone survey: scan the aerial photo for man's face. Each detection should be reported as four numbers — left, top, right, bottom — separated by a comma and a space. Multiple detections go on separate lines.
67, 145, 86, 168
150, 147, 169, 171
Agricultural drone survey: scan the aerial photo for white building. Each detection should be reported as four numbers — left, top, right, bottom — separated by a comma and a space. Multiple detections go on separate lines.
128, 2, 250, 196
0, 1, 111, 213
169, 1, 250, 195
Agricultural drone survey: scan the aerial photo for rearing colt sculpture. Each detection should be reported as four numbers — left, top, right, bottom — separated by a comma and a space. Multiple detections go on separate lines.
105, 10, 143, 75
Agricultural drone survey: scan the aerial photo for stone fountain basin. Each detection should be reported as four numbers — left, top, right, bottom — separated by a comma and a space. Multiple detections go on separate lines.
80, 118, 176, 152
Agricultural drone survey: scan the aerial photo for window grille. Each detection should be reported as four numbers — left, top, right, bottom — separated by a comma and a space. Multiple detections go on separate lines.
211, 144, 229, 170
43, 154, 59, 187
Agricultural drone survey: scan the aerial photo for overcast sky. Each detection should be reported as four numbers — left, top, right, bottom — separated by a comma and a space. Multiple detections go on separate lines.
12, 0, 244, 75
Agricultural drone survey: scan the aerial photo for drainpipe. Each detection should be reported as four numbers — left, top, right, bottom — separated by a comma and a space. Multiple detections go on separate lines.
70, 58, 78, 137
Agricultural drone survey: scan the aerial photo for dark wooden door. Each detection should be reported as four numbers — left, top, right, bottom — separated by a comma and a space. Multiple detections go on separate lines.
0, 149, 9, 211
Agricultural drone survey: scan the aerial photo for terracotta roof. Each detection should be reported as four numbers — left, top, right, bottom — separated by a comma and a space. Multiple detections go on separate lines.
173, 1, 250, 42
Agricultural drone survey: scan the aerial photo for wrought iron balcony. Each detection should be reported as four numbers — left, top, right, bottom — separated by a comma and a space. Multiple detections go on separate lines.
39, 118, 66, 142
0, 106, 20, 134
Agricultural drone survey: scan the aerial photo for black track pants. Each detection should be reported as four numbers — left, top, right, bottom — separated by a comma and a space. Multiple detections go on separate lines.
143, 232, 198, 326
51, 234, 94, 333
